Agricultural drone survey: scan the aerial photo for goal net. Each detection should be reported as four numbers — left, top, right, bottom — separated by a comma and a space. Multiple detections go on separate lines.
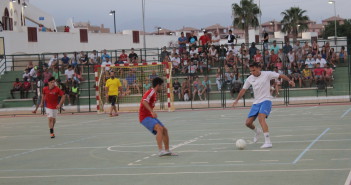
94, 62, 173, 114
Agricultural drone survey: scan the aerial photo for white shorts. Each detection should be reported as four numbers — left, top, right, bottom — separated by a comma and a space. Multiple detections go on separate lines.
46, 108, 58, 118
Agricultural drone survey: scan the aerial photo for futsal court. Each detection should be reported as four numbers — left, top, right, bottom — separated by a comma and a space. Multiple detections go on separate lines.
0, 104, 351, 185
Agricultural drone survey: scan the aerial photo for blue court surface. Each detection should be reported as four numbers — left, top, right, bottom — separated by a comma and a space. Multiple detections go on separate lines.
0, 104, 351, 185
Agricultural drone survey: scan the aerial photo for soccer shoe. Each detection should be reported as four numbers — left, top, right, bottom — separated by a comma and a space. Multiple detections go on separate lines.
253, 128, 262, 143
260, 143, 272, 148
50, 133, 55, 139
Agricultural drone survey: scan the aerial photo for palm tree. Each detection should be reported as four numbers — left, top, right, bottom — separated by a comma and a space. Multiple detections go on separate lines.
281, 7, 310, 43
232, 0, 260, 44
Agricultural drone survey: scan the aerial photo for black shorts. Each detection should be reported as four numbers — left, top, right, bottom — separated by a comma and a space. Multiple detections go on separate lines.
108, 96, 117, 106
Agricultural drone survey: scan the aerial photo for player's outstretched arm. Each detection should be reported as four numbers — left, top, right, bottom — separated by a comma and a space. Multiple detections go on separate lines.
279, 74, 295, 87
232, 88, 247, 107
142, 100, 157, 118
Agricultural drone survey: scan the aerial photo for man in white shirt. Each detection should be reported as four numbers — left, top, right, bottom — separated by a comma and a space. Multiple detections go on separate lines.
305, 54, 316, 69
211, 31, 221, 47
171, 53, 181, 73
315, 54, 327, 68
64, 65, 74, 82
89, 50, 100, 64
101, 57, 112, 71
232, 62, 295, 148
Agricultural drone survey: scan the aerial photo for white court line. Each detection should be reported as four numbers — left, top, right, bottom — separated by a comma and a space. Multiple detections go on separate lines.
331, 158, 350, 161
260, 160, 279, 162
225, 161, 244, 163
0, 168, 349, 179
292, 128, 330, 164
344, 170, 351, 185
341, 107, 351, 119
190, 162, 209, 164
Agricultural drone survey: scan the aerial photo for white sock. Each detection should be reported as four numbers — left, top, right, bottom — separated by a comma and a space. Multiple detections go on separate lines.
263, 132, 271, 144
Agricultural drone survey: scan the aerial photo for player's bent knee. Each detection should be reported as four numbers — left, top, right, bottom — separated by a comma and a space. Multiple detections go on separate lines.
154, 124, 164, 133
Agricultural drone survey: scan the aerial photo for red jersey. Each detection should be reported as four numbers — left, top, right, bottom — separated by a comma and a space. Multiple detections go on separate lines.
43, 86, 64, 109
199, 35, 210, 46
13, 82, 22, 89
314, 68, 324, 76
139, 88, 157, 122
120, 53, 128, 61
23, 81, 31, 90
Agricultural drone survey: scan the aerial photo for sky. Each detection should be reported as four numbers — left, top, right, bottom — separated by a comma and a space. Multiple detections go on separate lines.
29, 0, 350, 32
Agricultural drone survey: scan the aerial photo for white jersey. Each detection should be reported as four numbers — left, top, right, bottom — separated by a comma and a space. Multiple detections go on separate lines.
243, 71, 280, 104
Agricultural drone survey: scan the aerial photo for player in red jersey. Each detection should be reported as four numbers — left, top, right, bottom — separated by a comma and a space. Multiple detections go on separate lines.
139, 77, 173, 156
40, 77, 66, 138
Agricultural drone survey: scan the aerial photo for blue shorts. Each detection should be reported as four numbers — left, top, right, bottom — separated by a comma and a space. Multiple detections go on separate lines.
248, 100, 272, 118
141, 117, 165, 135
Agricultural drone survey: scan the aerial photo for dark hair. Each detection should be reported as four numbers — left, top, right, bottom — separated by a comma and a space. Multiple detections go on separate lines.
48, 77, 56, 82
152, 77, 164, 87
249, 62, 261, 68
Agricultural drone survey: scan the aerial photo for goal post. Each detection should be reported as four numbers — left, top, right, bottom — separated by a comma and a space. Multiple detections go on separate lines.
94, 62, 173, 114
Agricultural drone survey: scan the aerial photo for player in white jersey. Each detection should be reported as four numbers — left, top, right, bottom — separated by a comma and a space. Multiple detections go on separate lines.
232, 62, 295, 148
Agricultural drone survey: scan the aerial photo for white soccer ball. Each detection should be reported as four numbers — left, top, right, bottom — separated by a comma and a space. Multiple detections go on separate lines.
236, 139, 246, 150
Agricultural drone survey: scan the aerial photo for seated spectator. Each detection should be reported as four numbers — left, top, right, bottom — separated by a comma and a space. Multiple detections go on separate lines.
199, 52, 210, 74
70, 82, 79, 105
126, 71, 140, 94
143, 77, 151, 92
101, 57, 112, 72
263, 50, 270, 69
295, 48, 304, 69
128, 48, 138, 63
187, 61, 198, 80
181, 78, 191, 101
52, 68, 59, 80
189, 47, 198, 58
42, 67, 52, 84
253, 49, 263, 65
218, 45, 227, 61
302, 65, 313, 87
291, 66, 302, 88
268, 49, 278, 70
61, 53, 71, 73
57, 79, 71, 106
192, 77, 203, 101
313, 63, 325, 83
201, 76, 211, 100
71, 52, 79, 68
227, 43, 239, 56
230, 73, 243, 99
305, 54, 316, 69
315, 54, 327, 68
22, 77, 31, 98
149, 70, 158, 80
338, 46, 347, 64
79, 51, 89, 72
101, 49, 111, 62
48, 54, 58, 70
115, 57, 125, 64
275, 58, 283, 70
29, 66, 38, 87
172, 79, 181, 100
215, 68, 223, 91
208, 45, 218, 66
226, 51, 236, 68
171, 53, 181, 74
64, 65, 75, 83
328, 48, 337, 67
121, 79, 131, 96
249, 42, 258, 60
26, 61, 34, 72
89, 50, 100, 64
23, 69, 30, 81
324, 63, 334, 87
11, 78, 23, 99
119, 49, 128, 63
73, 66, 84, 84
160, 46, 170, 62
181, 53, 190, 74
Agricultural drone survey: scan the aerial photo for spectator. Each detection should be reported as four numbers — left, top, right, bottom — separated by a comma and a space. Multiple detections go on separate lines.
313, 63, 325, 83
276, 58, 283, 70
79, 51, 88, 72
211, 31, 220, 49
149, 70, 158, 80
303, 41, 312, 56
268, 49, 278, 70
64, 65, 74, 83
181, 53, 190, 74
311, 40, 319, 57
121, 79, 131, 96
189, 47, 198, 58
171, 54, 180, 73
321, 46, 327, 59
128, 48, 138, 63
126, 71, 140, 94
338, 46, 347, 64
61, 53, 71, 73
188, 61, 198, 80
227, 43, 238, 56
23, 69, 30, 81
29, 66, 38, 87
324, 63, 334, 86
143, 77, 151, 92
118, 49, 128, 64
26, 61, 34, 72
296, 48, 304, 69
253, 49, 263, 64
170, 47, 177, 58
199, 52, 210, 74
262, 30, 269, 50
160, 47, 170, 62
283, 41, 293, 55
181, 78, 191, 101
215, 68, 223, 91
192, 77, 203, 101
89, 50, 100, 65
48, 54, 58, 70
270, 40, 280, 54
328, 48, 337, 67
71, 52, 78, 67
291, 66, 302, 88
43, 67, 52, 84
56, 79, 71, 107
64, 26, 70, 32
172, 79, 181, 100
226, 29, 237, 45
226, 50, 235, 68
10, 78, 23, 99
70, 82, 79, 105
201, 76, 211, 100
101, 49, 111, 62
52, 68, 59, 80
302, 65, 313, 87
218, 45, 227, 62
293, 41, 301, 51
32, 76, 44, 114
315, 54, 327, 68
263, 50, 270, 69
73, 66, 84, 84
188, 31, 198, 50
305, 54, 316, 69
198, 31, 210, 51
208, 45, 218, 66
178, 32, 187, 55
101, 57, 112, 71
249, 42, 258, 60
22, 77, 31, 98
230, 73, 243, 99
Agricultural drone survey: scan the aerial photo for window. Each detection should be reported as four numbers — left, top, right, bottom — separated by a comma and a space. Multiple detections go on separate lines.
132, 31, 140, 43
27, 27, 37, 42
80, 29, 88, 43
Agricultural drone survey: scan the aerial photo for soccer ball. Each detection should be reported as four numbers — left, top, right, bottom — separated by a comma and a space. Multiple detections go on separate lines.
236, 139, 246, 150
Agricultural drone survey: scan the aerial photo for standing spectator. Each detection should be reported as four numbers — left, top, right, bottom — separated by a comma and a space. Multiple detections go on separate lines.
211, 31, 220, 49
22, 77, 31, 98
32, 76, 44, 114
40, 77, 66, 138
178, 32, 187, 55
128, 48, 138, 63
215, 68, 223, 91
188, 31, 198, 50
311, 41, 319, 57
262, 31, 269, 50
29, 66, 38, 87
101, 49, 111, 62
283, 41, 293, 55
105, 71, 122, 117
48, 54, 58, 70
181, 78, 191, 101
61, 53, 71, 73
70, 82, 79, 105
249, 42, 258, 60
10, 78, 23, 99
270, 40, 280, 54
172, 79, 181, 100
160, 47, 170, 62
89, 50, 100, 65
226, 30, 237, 45
198, 31, 210, 51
